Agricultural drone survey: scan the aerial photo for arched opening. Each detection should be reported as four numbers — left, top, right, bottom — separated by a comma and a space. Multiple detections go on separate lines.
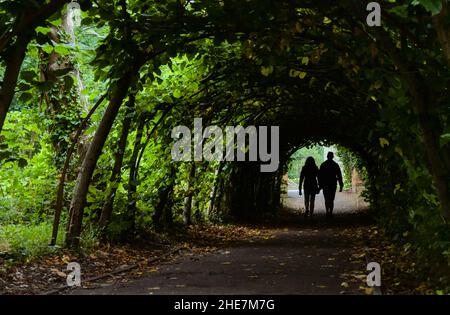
282, 144, 368, 217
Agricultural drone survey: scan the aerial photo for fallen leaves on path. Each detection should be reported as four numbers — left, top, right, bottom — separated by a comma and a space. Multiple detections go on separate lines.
338, 225, 436, 294
0, 223, 273, 295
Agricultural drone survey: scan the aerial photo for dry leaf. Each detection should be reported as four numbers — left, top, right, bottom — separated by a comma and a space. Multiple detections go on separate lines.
51, 269, 66, 278
365, 287, 375, 295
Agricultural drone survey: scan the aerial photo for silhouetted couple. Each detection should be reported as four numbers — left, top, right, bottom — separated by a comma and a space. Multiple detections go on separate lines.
299, 152, 343, 218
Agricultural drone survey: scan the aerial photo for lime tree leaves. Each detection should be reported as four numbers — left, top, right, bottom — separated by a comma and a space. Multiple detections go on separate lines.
260, 66, 273, 77
147, 54, 204, 108
379, 137, 389, 148
289, 69, 307, 79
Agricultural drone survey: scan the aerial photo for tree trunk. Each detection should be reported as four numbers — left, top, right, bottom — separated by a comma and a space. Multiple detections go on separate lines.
162, 164, 176, 226
415, 92, 450, 221
183, 163, 196, 225
433, 1, 450, 66
0, 34, 30, 133
61, 8, 89, 112
65, 69, 138, 248
207, 162, 224, 218
125, 114, 146, 237
227, 163, 259, 219
0, 0, 71, 133
98, 95, 135, 233
40, 10, 81, 167
135, 108, 172, 175
50, 94, 106, 245
152, 165, 176, 228
0, 0, 70, 53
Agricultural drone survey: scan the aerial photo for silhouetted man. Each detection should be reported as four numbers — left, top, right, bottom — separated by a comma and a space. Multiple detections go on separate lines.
319, 152, 343, 218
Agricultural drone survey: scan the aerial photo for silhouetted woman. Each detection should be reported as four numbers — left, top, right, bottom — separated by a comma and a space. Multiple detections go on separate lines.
299, 156, 320, 217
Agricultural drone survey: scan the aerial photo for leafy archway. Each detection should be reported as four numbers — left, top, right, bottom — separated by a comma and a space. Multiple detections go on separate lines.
1, 0, 450, 286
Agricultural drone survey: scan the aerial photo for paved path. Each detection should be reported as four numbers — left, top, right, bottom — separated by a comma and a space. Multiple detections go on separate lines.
285, 189, 368, 214
71, 192, 370, 295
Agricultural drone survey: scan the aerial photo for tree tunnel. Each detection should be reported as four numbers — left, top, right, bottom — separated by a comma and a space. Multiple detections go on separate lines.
56, 0, 449, 251
1, 0, 450, 283
211, 82, 377, 219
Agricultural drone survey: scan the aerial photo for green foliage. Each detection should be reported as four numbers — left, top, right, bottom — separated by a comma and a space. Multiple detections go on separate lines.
412, 0, 443, 15
0, 110, 58, 224
336, 146, 366, 191
0, 221, 99, 262
287, 146, 324, 184
0, 222, 63, 260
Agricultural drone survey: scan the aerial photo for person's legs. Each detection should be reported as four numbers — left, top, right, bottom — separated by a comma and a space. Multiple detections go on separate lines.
323, 187, 337, 217
322, 189, 329, 215
329, 189, 336, 216
304, 190, 310, 216
310, 193, 315, 216
323, 187, 335, 217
